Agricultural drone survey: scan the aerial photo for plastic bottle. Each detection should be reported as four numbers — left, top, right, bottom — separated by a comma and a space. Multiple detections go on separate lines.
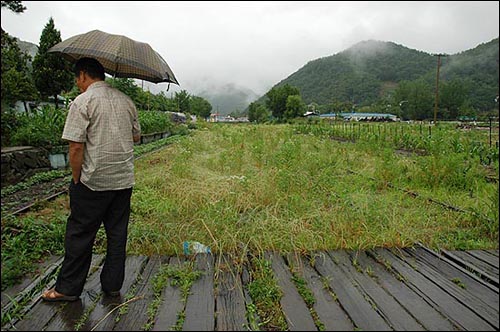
183, 241, 211, 255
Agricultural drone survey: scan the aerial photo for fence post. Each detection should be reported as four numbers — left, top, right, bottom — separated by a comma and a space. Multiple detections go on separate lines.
489, 117, 492, 148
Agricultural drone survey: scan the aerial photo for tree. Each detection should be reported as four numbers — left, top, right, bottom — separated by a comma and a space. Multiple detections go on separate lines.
1, 1, 26, 13
1, 29, 38, 108
325, 99, 353, 114
265, 84, 300, 120
155, 91, 177, 112
190, 96, 212, 119
248, 102, 269, 123
174, 90, 191, 113
107, 77, 141, 102
32, 17, 73, 108
285, 94, 306, 119
1, 1, 36, 108
439, 79, 469, 120
394, 79, 433, 120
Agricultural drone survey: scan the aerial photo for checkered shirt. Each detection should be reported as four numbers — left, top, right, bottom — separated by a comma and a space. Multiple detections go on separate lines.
62, 81, 141, 191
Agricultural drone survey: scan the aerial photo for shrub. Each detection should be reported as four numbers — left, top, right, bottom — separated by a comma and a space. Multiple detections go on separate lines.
138, 110, 174, 135
0, 107, 21, 147
10, 105, 67, 148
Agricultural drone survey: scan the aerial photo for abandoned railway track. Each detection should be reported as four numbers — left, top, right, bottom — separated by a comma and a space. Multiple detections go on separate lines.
1, 137, 179, 217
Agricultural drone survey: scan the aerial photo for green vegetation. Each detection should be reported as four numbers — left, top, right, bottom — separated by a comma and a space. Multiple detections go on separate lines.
9, 105, 67, 148
106, 78, 212, 118
32, 17, 73, 109
0, 133, 187, 291
254, 39, 499, 120
138, 110, 174, 135
0, 265, 59, 327
1, 104, 186, 148
451, 277, 467, 289
0, 169, 69, 198
1, 29, 38, 109
247, 256, 287, 330
1, 203, 67, 290
2, 123, 497, 293
129, 124, 498, 255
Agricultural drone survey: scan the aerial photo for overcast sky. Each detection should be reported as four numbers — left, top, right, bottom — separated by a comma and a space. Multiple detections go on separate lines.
2, 1, 499, 96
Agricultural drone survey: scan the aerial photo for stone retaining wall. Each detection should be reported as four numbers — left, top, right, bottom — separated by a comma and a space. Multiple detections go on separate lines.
1, 146, 52, 187
1, 131, 171, 187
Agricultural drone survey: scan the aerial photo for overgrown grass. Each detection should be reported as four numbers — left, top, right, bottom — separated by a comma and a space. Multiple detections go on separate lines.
0, 133, 187, 291
247, 255, 287, 331
0, 197, 67, 290
129, 123, 498, 255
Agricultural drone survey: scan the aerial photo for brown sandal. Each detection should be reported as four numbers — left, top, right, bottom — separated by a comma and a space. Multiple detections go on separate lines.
41, 288, 79, 302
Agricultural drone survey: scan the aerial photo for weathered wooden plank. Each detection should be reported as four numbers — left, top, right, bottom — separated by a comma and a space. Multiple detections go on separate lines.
468, 250, 500, 269
442, 250, 499, 287
333, 250, 425, 331
1, 255, 61, 311
374, 248, 495, 331
44, 254, 105, 331
2, 270, 59, 331
11, 297, 64, 331
358, 250, 457, 331
152, 256, 185, 331
6, 249, 500, 332
215, 254, 248, 331
484, 250, 499, 258
1, 255, 63, 326
265, 252, 316, 331
83, 255, 148, 331
113, 256, 162, 331
182, 254, 215, 331
461, 251, 499, 278
313, 251, 391, 331
402, 248, 499, 329
12, 255, 102, 332
408, 247, 499, 310
286, 253, 355, 331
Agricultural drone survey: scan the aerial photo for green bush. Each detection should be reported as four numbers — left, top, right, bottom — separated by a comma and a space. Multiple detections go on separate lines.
138, 110, 174, 135
1, 213, 66, 291
0, 107, 20, 147
7, 107, 178, 148
10, 105, 67, 148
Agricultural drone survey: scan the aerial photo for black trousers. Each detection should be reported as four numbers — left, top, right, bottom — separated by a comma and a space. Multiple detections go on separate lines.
55, 181, 133, 296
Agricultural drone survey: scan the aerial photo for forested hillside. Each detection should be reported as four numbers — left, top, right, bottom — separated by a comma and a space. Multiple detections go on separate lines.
440, 38, 499, 112
260, 38, 499, 113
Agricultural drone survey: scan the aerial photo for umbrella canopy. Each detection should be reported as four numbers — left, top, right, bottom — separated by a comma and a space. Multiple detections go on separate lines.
48, 29, 179, 85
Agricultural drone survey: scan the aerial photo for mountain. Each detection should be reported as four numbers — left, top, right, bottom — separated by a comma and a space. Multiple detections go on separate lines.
196, 83, 259, 115
439, 38, 499, 111
257, 38, 499, 112
16, 39, 38, 69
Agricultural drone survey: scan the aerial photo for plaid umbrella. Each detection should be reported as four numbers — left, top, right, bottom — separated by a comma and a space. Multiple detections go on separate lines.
48, 29, 179, 85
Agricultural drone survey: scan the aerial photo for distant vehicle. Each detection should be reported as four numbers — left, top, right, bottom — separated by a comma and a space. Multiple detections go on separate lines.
166, 111, 187, 123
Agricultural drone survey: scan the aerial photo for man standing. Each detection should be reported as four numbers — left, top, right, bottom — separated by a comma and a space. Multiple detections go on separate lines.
42, 57, 141, 301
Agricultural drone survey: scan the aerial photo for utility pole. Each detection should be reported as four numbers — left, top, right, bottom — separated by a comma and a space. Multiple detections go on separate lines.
433, 54, 445, 125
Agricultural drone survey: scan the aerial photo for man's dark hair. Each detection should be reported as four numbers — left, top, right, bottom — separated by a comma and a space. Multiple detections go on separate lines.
73, 57, 105, 80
